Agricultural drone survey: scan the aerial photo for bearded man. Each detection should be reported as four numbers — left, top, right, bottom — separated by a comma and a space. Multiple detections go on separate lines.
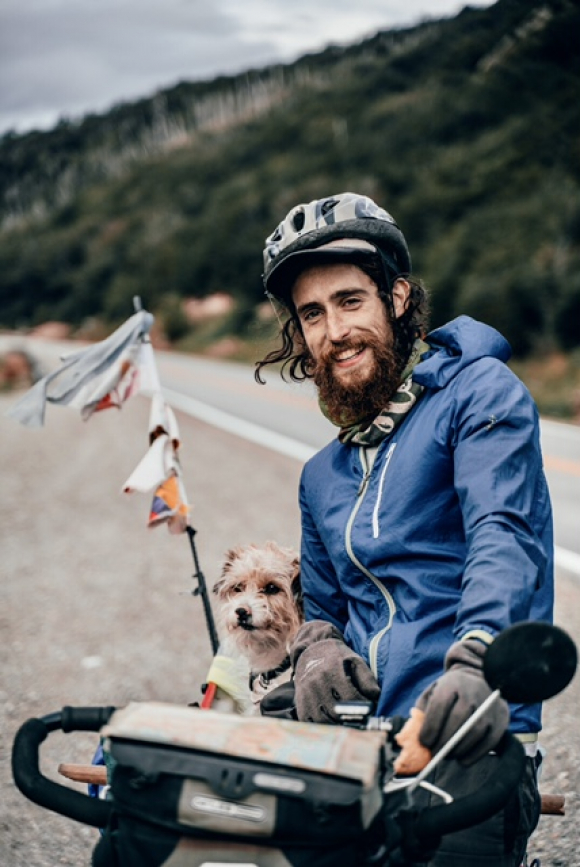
255, 193, 553, 867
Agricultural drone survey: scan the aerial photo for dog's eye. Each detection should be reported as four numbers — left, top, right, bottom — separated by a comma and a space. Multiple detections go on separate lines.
263, 583, 281, 595
231, 584, 244, 593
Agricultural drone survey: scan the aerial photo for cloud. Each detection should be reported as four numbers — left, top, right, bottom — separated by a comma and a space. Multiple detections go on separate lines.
0, 0, 493, 135
0, 0, 248, 130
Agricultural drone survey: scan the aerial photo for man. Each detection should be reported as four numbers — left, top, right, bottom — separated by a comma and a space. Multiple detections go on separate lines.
255, 192, 554, 866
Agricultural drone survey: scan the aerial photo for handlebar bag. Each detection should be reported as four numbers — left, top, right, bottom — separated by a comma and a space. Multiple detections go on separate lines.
92, 701, 387, 867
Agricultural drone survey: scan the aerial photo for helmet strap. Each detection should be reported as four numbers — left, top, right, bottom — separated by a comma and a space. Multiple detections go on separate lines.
265, 291, 289, 329
376, 249, 404, 319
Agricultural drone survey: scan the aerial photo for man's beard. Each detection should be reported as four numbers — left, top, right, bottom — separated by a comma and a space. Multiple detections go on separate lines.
312, 334, 405, 427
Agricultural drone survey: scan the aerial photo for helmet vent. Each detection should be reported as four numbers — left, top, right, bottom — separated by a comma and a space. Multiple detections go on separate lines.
321, 198, 339, 216
292, 210, 305, 232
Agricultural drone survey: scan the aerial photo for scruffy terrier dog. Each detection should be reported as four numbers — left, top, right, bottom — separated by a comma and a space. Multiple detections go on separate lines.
213, 541, 302, 710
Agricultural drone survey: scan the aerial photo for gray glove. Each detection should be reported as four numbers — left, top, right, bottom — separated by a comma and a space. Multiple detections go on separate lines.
416, 639, 510, 765
290, 620, 380, 724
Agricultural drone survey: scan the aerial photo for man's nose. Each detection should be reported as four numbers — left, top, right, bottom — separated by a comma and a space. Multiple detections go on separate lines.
326, 311, 350, 343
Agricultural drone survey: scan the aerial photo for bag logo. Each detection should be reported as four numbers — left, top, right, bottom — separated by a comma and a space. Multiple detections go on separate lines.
191, 794, 266, 824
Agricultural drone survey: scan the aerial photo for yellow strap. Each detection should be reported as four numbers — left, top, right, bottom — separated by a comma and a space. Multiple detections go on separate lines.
515, 732, 539, 744
461, 629, 494, 646
205, 654, 253, 714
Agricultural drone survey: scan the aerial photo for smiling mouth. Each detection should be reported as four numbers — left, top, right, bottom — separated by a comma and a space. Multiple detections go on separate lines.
334, 347, 365, 365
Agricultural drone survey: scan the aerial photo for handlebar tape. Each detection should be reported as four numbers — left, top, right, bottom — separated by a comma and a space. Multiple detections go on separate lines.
411, 732, 525, 841
60, 705, 116, 733
12, 715, 113, 828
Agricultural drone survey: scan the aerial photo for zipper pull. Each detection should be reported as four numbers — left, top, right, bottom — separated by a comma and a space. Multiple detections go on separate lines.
357, 469, 371, 496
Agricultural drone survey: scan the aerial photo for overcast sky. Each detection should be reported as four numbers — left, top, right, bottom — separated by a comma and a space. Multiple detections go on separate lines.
0, 0, 495, 137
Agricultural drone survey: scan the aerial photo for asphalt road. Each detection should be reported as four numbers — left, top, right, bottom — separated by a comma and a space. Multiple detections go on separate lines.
4, 336, 579, 563
1, 337, 579, 866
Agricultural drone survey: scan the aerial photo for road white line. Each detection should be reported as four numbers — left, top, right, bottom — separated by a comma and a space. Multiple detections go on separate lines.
163, 388, 316, 464
164, 388, 580, 578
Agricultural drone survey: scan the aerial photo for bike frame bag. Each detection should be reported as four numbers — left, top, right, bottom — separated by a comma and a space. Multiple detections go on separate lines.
92, 701, 388, 867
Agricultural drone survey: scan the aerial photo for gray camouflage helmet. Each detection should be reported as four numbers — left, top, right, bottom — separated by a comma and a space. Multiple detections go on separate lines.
262, 192, 411, 305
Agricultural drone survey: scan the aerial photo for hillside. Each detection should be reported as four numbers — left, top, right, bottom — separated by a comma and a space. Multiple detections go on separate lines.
0, 0, 578, 360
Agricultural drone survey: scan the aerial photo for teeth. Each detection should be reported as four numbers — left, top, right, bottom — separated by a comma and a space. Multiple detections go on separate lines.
336, 348, 363, 362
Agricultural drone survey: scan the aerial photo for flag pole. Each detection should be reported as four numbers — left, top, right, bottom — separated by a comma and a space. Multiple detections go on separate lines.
186, 525, 220, 655
132, 296, 220, 659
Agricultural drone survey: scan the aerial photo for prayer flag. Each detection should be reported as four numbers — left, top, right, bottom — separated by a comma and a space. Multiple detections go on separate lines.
6, 310, 154, 427
122, 388, 191, 534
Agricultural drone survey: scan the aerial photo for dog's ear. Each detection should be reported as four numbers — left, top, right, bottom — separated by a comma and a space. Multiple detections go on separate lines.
290, 558, 303, 616
214, 547, 241, 594
221, 547, 241, 577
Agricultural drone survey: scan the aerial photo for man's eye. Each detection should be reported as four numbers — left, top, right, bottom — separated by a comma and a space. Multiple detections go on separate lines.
303, 309, 321, 323
343, 296, 362, 308
263, 583, 281, 595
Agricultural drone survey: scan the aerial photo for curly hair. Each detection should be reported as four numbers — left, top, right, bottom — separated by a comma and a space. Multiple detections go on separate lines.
254, 259, 430, 384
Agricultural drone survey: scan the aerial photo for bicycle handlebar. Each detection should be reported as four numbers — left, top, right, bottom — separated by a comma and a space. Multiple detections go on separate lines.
11, 704, 525, 850
406, 731, 524, 841
60, 705, 117, 733
11, 707, 115, 829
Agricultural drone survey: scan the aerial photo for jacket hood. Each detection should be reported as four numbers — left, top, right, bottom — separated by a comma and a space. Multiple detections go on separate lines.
413, 316, 512, 391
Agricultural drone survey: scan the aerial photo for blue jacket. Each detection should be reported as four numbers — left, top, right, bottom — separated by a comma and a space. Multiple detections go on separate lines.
299, 316, 554, 733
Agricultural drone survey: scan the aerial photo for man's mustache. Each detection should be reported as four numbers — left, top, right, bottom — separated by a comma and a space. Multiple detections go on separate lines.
320, 341, 366, 366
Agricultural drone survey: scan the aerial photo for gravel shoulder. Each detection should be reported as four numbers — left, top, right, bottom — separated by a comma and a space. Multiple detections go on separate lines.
1, 388, 578, 867
1, 391, 302, 866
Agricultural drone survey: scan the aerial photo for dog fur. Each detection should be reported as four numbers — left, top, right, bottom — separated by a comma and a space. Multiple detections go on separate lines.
213, 541, 302, 704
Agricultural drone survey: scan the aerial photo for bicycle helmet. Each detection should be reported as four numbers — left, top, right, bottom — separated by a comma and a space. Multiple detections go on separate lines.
263, 192, 411, 306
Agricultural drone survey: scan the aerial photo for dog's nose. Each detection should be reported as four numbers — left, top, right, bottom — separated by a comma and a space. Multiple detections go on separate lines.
236, 607, 251, 623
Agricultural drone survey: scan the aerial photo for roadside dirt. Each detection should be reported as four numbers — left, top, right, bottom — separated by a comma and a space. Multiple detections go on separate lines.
1, 390, 578, 866
0, 392, 302, 866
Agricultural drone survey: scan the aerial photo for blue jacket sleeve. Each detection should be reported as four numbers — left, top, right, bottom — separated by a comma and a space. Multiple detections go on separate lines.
451, 358, 552, 640
299, 468, 349, 630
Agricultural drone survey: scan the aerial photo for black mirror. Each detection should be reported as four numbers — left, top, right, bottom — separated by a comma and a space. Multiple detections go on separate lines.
483, 622, 577, 705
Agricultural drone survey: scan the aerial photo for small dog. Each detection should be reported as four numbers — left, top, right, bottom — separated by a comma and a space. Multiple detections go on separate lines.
213, 541, 302, 710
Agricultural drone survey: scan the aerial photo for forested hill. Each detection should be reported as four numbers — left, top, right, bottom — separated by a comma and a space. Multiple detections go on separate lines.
0, 0, 578, 357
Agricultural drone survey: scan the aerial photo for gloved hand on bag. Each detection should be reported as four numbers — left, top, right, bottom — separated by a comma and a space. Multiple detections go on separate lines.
259, 681, 297, 720
416, 638, 510, 765
290, 620, 380, 723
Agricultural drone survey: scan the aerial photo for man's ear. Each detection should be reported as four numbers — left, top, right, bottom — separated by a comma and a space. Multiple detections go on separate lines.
392, 278, 411, 319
